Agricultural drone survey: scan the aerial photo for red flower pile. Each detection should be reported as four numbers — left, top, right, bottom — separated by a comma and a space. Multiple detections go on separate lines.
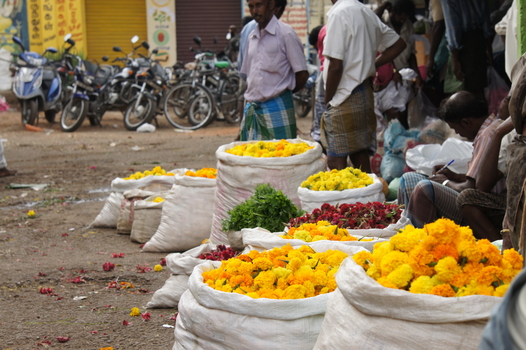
198, 245, 239, 261
288, 202, 404, 230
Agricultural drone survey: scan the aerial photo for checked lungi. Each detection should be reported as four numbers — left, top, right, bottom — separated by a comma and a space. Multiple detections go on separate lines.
239, 90, 296, 141
320, 81, 376, 157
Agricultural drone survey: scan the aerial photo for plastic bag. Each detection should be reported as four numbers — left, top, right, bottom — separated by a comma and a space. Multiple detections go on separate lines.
484, 66, 510, 115
408, 89, 437, 129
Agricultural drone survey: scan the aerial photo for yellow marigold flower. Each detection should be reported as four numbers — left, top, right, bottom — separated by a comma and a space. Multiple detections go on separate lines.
287, 257, 303, 273
152, 197, 165, 203
272, 267, 292, 281
474, 283, 496, 296
153, 264, 163, 272
247, 292, 260, 299
429, 284, 456, 297
434, 256, 462, 283
380, 251, 409, 277
377, 276, 398, 289
494, 284, 509, 297
386, 264, 414, 288
477, 239, 503, 266
426, 218, 460, 245
27, 210, 36, 217
389, 226, 426, 252
254, 270, 277, 289
457, 240, 482, 264
502, 248, 523, 270
372, 241, 394, 266
253, 257, 273, 271
282, 284, 307, 299
366, 265, 381, 280
130, 307, 141, 316
352, 251, 373, 270
456, 282, 478, 297
409, 276, 435, 294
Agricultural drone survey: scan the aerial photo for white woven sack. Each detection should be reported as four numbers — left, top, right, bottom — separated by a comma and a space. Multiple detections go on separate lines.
142, 175, 217, 253
210, 138, 326, 245
242, 227, 387, 252
297, 173, 385, 213
90, 192, 124, 228
146, 274, 190, 309
147, 242, 218, 309
173, 243, 366, 350
130, 196, 165, 243
116, 190, 159, 235
314, 258, 501, 350
91, 169, 186, 228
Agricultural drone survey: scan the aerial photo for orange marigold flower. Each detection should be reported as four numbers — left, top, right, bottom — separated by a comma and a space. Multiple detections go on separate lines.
431, 244, 459, 261
429, 284, 456, 297
502, 249, 524, 270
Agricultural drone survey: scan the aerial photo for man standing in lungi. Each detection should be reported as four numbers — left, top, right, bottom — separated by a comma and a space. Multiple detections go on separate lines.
239, 0, 308, 141
322, 0, 406, 172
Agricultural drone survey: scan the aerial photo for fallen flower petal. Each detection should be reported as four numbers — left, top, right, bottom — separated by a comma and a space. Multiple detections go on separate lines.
141, 312, 151, 321
89, 166, 96, 169
90, 331, 98, 334
129, 307, 141, 317
62, 233, 69, 237
56, 336, 70, 342
111, 253, 125, 258
122, 320, 131, 326
103, 262, 115, 271
159, 258, 167, 266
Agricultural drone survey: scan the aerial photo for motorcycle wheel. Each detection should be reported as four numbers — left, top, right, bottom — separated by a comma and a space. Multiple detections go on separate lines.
294, 89, 312, 119
123, 97, 154, 131
60, 98, 87, 132
44, 110, 56, 123
21, 99, 38, 126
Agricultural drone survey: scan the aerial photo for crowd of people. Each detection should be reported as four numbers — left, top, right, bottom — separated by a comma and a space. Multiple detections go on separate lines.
235, 0, 525, 254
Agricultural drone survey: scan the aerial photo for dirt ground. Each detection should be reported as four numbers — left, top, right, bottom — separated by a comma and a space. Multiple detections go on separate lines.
0, 105, 315, 350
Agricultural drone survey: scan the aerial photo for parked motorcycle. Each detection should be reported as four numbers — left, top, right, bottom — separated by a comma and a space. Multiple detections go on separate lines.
293, 63, 317, 119
11, 36, 62, 125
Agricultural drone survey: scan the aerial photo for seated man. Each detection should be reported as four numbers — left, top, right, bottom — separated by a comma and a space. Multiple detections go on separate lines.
398, 91, 515, 241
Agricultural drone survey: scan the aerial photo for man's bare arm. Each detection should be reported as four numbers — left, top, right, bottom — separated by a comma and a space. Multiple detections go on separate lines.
293, 70, 309, 93
324, 57, 343, 106
375, 38, 406, 68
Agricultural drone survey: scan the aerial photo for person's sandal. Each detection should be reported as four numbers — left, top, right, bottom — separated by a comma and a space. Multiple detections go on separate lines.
0, 168, 17, 177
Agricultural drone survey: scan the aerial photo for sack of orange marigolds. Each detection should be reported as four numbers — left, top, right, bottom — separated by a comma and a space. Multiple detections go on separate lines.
298, 167, 385, 213
91, 166, 185, 228
142, 169, 218, 253
172, 242, 366, 350
210, 139, 325, 245
313, 218, 523, 350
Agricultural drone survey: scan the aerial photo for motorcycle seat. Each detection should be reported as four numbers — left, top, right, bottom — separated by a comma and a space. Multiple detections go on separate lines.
214, 61, 230, 69
94, 66, 113, 85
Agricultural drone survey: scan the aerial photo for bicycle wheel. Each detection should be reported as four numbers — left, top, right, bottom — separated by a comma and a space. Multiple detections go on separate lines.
164, 82, 216, 130
188, 89, 216, 128
123, 95, 154, 131
218, 75, 242, 123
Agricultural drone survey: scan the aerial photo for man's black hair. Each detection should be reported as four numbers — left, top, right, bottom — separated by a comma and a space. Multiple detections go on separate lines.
275, 0, 287, 10
438, 91, 488, 124
308, 25, 323, 47
392, 0, 416, 17
242, 16, 253, 27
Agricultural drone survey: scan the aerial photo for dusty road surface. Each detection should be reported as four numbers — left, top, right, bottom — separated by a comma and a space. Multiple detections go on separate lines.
0, 107, 314, 350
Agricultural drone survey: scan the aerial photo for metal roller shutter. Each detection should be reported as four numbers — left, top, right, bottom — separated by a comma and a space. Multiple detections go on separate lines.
85, 1, 148, 63
176, 0, 242, 64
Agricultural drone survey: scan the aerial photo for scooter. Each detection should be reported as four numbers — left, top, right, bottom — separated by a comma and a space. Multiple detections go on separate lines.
11, 36, 62, 125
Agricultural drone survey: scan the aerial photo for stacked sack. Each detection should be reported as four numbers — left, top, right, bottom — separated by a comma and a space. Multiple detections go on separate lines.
91, 166, 182, 228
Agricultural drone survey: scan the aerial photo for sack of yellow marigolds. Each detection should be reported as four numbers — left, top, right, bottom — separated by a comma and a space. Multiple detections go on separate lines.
298, 167, 385, 213
172, 242, 366, 350
210, 139, 325, 245
240, 220, 387, 253
142, 169, 217, 253
91, 166, 185, 228
313, 218, 524, 350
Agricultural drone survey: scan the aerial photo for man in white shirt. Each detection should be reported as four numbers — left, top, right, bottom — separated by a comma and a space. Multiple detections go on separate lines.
322, 0, 406, 171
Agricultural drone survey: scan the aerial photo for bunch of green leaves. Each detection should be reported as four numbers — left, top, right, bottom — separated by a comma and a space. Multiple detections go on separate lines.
222, 183, 304, 233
